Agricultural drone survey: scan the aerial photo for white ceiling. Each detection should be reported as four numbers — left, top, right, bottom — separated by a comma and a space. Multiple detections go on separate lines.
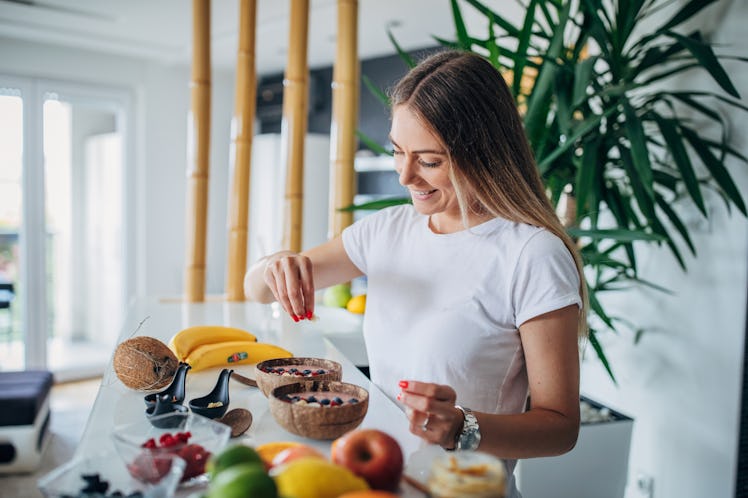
0, 0, 524, 76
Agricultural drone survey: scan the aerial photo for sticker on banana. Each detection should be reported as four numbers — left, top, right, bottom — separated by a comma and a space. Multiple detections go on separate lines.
169, 325, 257, 362
184, 341, 293, 372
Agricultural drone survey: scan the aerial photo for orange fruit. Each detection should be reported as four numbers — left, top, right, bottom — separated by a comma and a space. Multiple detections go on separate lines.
255, 441, 301, 469
271, 444, 326, 469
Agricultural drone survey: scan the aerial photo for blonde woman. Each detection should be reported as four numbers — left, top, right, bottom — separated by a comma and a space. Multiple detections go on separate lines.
245, 50, 587, 497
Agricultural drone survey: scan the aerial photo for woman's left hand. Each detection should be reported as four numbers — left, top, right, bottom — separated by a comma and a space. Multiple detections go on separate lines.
397, 380, 463, 449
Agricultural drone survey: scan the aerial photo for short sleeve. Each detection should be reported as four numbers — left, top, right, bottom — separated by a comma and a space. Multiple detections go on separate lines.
512, 230, 582, 328
342, 207, 401, 274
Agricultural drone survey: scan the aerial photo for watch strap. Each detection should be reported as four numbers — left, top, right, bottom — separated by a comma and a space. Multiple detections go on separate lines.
454, 405, 481, 451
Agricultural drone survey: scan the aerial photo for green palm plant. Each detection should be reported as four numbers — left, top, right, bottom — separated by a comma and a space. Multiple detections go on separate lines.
349, 0, 747, 383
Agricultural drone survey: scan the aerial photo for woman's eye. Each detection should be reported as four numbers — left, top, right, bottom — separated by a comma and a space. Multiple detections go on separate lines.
418, 158, 441, 168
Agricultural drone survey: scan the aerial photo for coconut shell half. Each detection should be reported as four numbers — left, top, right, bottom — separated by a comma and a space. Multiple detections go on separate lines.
268, 380, 369, 440
113, 336, 179, 391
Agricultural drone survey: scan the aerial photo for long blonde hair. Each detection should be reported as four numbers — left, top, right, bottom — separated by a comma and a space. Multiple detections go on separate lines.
390, 49, 589, 337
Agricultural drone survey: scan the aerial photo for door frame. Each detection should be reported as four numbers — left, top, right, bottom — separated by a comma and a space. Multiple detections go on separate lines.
0, 74, 135, 372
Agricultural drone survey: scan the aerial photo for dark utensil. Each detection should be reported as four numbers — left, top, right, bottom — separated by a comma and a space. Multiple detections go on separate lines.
144, 362, 191, 409
216, 408, 252, 438
188, 368, 233, 419
230, 371, 258, 388
146, 394, 189, 428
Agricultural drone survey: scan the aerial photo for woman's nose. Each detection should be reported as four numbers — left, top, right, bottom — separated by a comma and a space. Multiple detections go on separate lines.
397, 156, 416, 186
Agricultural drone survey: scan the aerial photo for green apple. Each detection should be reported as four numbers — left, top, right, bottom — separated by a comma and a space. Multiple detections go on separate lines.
323, 284, 352, 308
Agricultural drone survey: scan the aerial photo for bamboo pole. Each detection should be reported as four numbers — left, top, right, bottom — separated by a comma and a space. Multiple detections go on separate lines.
329, 0, 359, 238
185, 0, 211, 302
225, 0, 257, 301
281, 0, 310, 253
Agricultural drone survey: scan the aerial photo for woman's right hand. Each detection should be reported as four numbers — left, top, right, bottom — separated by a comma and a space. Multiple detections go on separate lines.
262, 251, 315, 321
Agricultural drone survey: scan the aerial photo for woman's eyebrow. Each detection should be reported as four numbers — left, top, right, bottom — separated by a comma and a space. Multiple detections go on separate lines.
388, 135, 446, 155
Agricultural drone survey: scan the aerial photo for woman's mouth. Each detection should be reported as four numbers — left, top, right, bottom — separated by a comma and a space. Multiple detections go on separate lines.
410, 189, 437, 201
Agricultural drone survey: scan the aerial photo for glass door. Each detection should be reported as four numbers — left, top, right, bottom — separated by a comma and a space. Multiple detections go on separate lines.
0, 76, 131, 380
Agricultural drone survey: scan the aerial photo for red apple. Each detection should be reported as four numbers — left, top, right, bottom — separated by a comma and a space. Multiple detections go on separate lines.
331, 429, 404, 492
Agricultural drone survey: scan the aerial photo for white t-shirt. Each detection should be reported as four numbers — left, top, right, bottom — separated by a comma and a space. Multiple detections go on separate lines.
343, 204, 581, 413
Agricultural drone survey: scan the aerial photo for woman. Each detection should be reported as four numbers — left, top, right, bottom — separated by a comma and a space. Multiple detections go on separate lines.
245, 50, 587, 494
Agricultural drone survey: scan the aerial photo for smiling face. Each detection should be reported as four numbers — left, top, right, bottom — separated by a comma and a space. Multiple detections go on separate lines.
390, 105, 475, 233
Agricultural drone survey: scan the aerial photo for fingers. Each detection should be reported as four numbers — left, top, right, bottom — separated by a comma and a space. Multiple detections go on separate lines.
398, 380, 461, 447
263, 253, 315, 320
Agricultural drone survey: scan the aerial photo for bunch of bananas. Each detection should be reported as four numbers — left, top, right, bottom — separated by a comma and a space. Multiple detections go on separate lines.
168, 325, 293, 372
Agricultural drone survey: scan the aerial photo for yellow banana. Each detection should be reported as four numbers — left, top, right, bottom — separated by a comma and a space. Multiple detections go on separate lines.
168, 325, 257, 361
184, 341, 293, 372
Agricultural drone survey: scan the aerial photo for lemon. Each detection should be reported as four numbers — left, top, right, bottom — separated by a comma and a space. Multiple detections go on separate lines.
206, 444, 264, 479
207, 462, 277, 498
274, 457, 369, 498
346, 294, 366, 314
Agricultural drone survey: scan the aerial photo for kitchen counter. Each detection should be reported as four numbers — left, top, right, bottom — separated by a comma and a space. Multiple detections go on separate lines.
76, 298, 437, 496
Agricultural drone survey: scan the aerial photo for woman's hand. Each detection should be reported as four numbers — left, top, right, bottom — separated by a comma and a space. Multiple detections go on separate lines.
262, 251, 315, 321
397, 380, 463, 449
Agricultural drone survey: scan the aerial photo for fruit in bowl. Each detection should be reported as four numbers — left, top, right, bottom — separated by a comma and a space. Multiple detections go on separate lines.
268, 380, 369, 440
255, 357, 342, 397
37, 450, 185, 498
112, 411, 230, 484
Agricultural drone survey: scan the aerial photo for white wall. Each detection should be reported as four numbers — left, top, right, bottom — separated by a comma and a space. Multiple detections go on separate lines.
580, 1, 748, 496
0, 36, 235, 300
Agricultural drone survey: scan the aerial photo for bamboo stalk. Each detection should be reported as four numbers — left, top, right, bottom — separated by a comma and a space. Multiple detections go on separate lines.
225, 0, 257, 301
281, 0, 310, 253
185, 0, 211, 302
329, 0, 359, 238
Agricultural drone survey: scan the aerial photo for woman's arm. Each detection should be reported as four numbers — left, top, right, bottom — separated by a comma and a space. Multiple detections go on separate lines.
243, 236, 363, 319
398, 304, 581, 458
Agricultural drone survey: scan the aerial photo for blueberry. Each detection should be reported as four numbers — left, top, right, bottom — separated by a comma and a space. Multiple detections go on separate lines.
333, 397, 343, 404
307, 395, 317, 403
320, 398, 330, 405
349, 398, 359, 404
316, 369, 326, 374
302, 369, 312, 375
289, 368, 298, 373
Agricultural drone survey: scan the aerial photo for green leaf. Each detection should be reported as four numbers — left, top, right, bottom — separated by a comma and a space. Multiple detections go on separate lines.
524, 1, 571, 152
575, 136, 601, 220
653, 115, 706, 216
619, 146, 656, 222
666, 30, 740, 98
450, 0, 472, 50
355, 131, 391, 157
461, 0, 520, 37
512, 0, 538, 98
568, 228, 665, 242
655, 192, 697, 255
657, 0, 719, 32
622, 100, 655, 199
539, 106, 614, 174
572, 57, 597, 107
587, 329, 618, 385
387, 29, 416, 69
338, 197, 411, 212
361, 74, 390, 108
681, 125, 747, 215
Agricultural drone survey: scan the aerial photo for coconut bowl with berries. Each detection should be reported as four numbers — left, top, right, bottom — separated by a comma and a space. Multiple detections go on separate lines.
254, 357, 342, 397
268, 380, 369, 440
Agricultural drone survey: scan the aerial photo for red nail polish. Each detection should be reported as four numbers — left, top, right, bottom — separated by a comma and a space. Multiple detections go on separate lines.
292, 315, 299, 322
306, 310, 313, 319
398, 380, 408, 389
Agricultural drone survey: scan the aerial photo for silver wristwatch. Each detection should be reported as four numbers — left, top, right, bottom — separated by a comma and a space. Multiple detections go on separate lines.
454, 405, 481, 451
